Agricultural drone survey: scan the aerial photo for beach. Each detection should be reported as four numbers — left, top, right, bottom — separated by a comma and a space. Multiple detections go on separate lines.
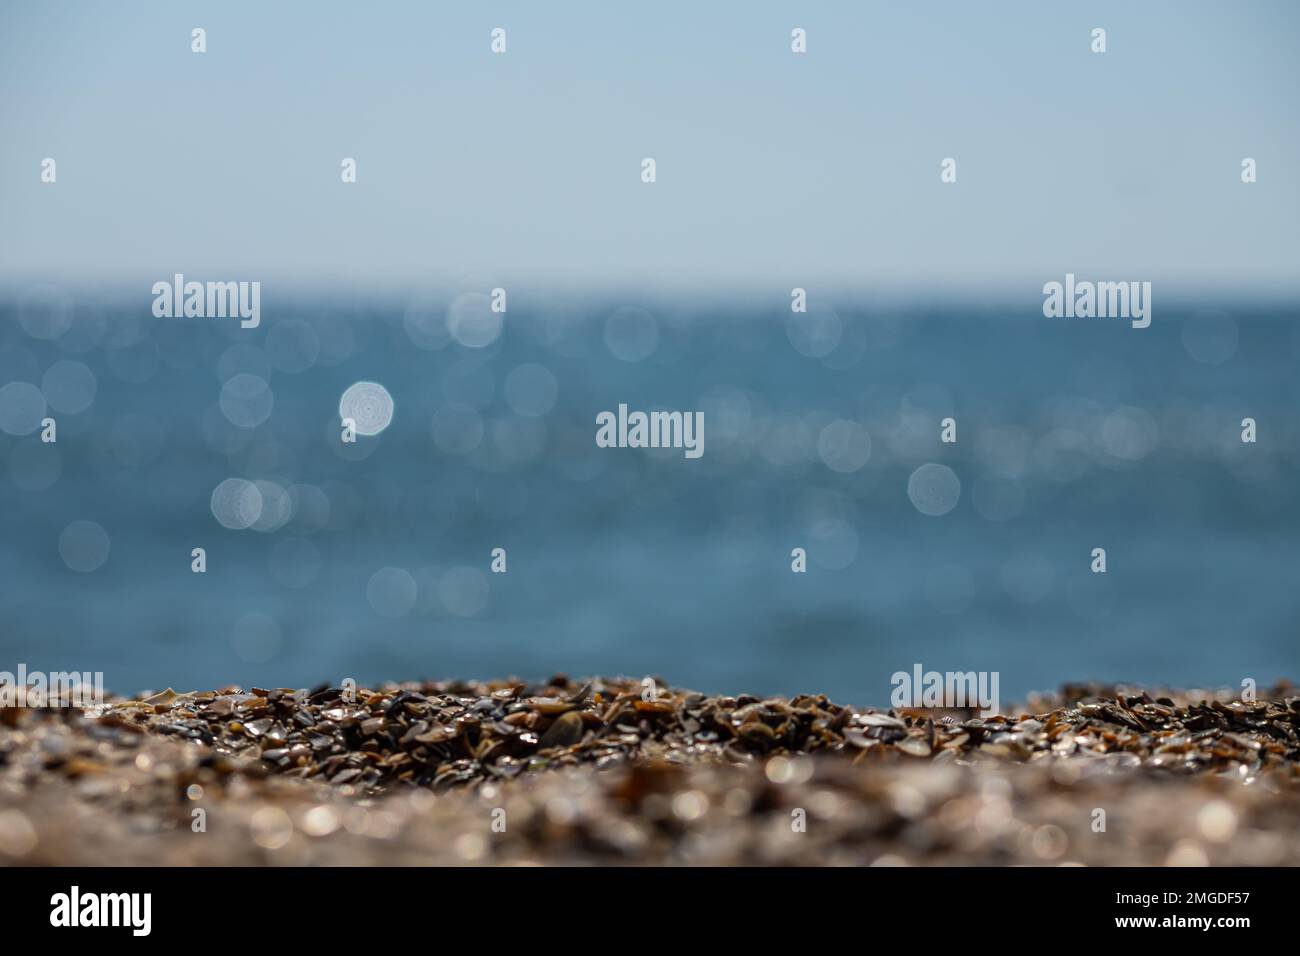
2, 675, 1297, 866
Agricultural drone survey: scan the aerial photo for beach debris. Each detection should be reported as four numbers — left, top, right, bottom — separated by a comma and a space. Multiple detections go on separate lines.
8, 675, 1291, 796
1, 677, 1298, 866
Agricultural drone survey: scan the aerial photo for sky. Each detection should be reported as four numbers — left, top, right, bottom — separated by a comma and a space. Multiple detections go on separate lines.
1, 0, 1298, 292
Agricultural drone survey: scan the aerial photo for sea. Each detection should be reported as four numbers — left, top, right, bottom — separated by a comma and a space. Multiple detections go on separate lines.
1, 285, 1297, 707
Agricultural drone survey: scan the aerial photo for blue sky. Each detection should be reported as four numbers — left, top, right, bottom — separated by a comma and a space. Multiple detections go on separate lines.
1, 1, 1297, 291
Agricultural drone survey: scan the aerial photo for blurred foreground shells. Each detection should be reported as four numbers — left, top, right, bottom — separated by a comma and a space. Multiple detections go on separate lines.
1, 676, 1297, 865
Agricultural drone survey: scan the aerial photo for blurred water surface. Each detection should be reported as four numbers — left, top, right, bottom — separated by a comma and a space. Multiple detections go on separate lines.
1, 287, 1297, 704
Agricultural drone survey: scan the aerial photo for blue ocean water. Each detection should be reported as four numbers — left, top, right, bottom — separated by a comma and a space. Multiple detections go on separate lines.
1, 288, 1297, 706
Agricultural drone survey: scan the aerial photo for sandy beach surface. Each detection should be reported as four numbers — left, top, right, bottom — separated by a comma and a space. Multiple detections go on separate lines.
1, 676, 1297, 866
